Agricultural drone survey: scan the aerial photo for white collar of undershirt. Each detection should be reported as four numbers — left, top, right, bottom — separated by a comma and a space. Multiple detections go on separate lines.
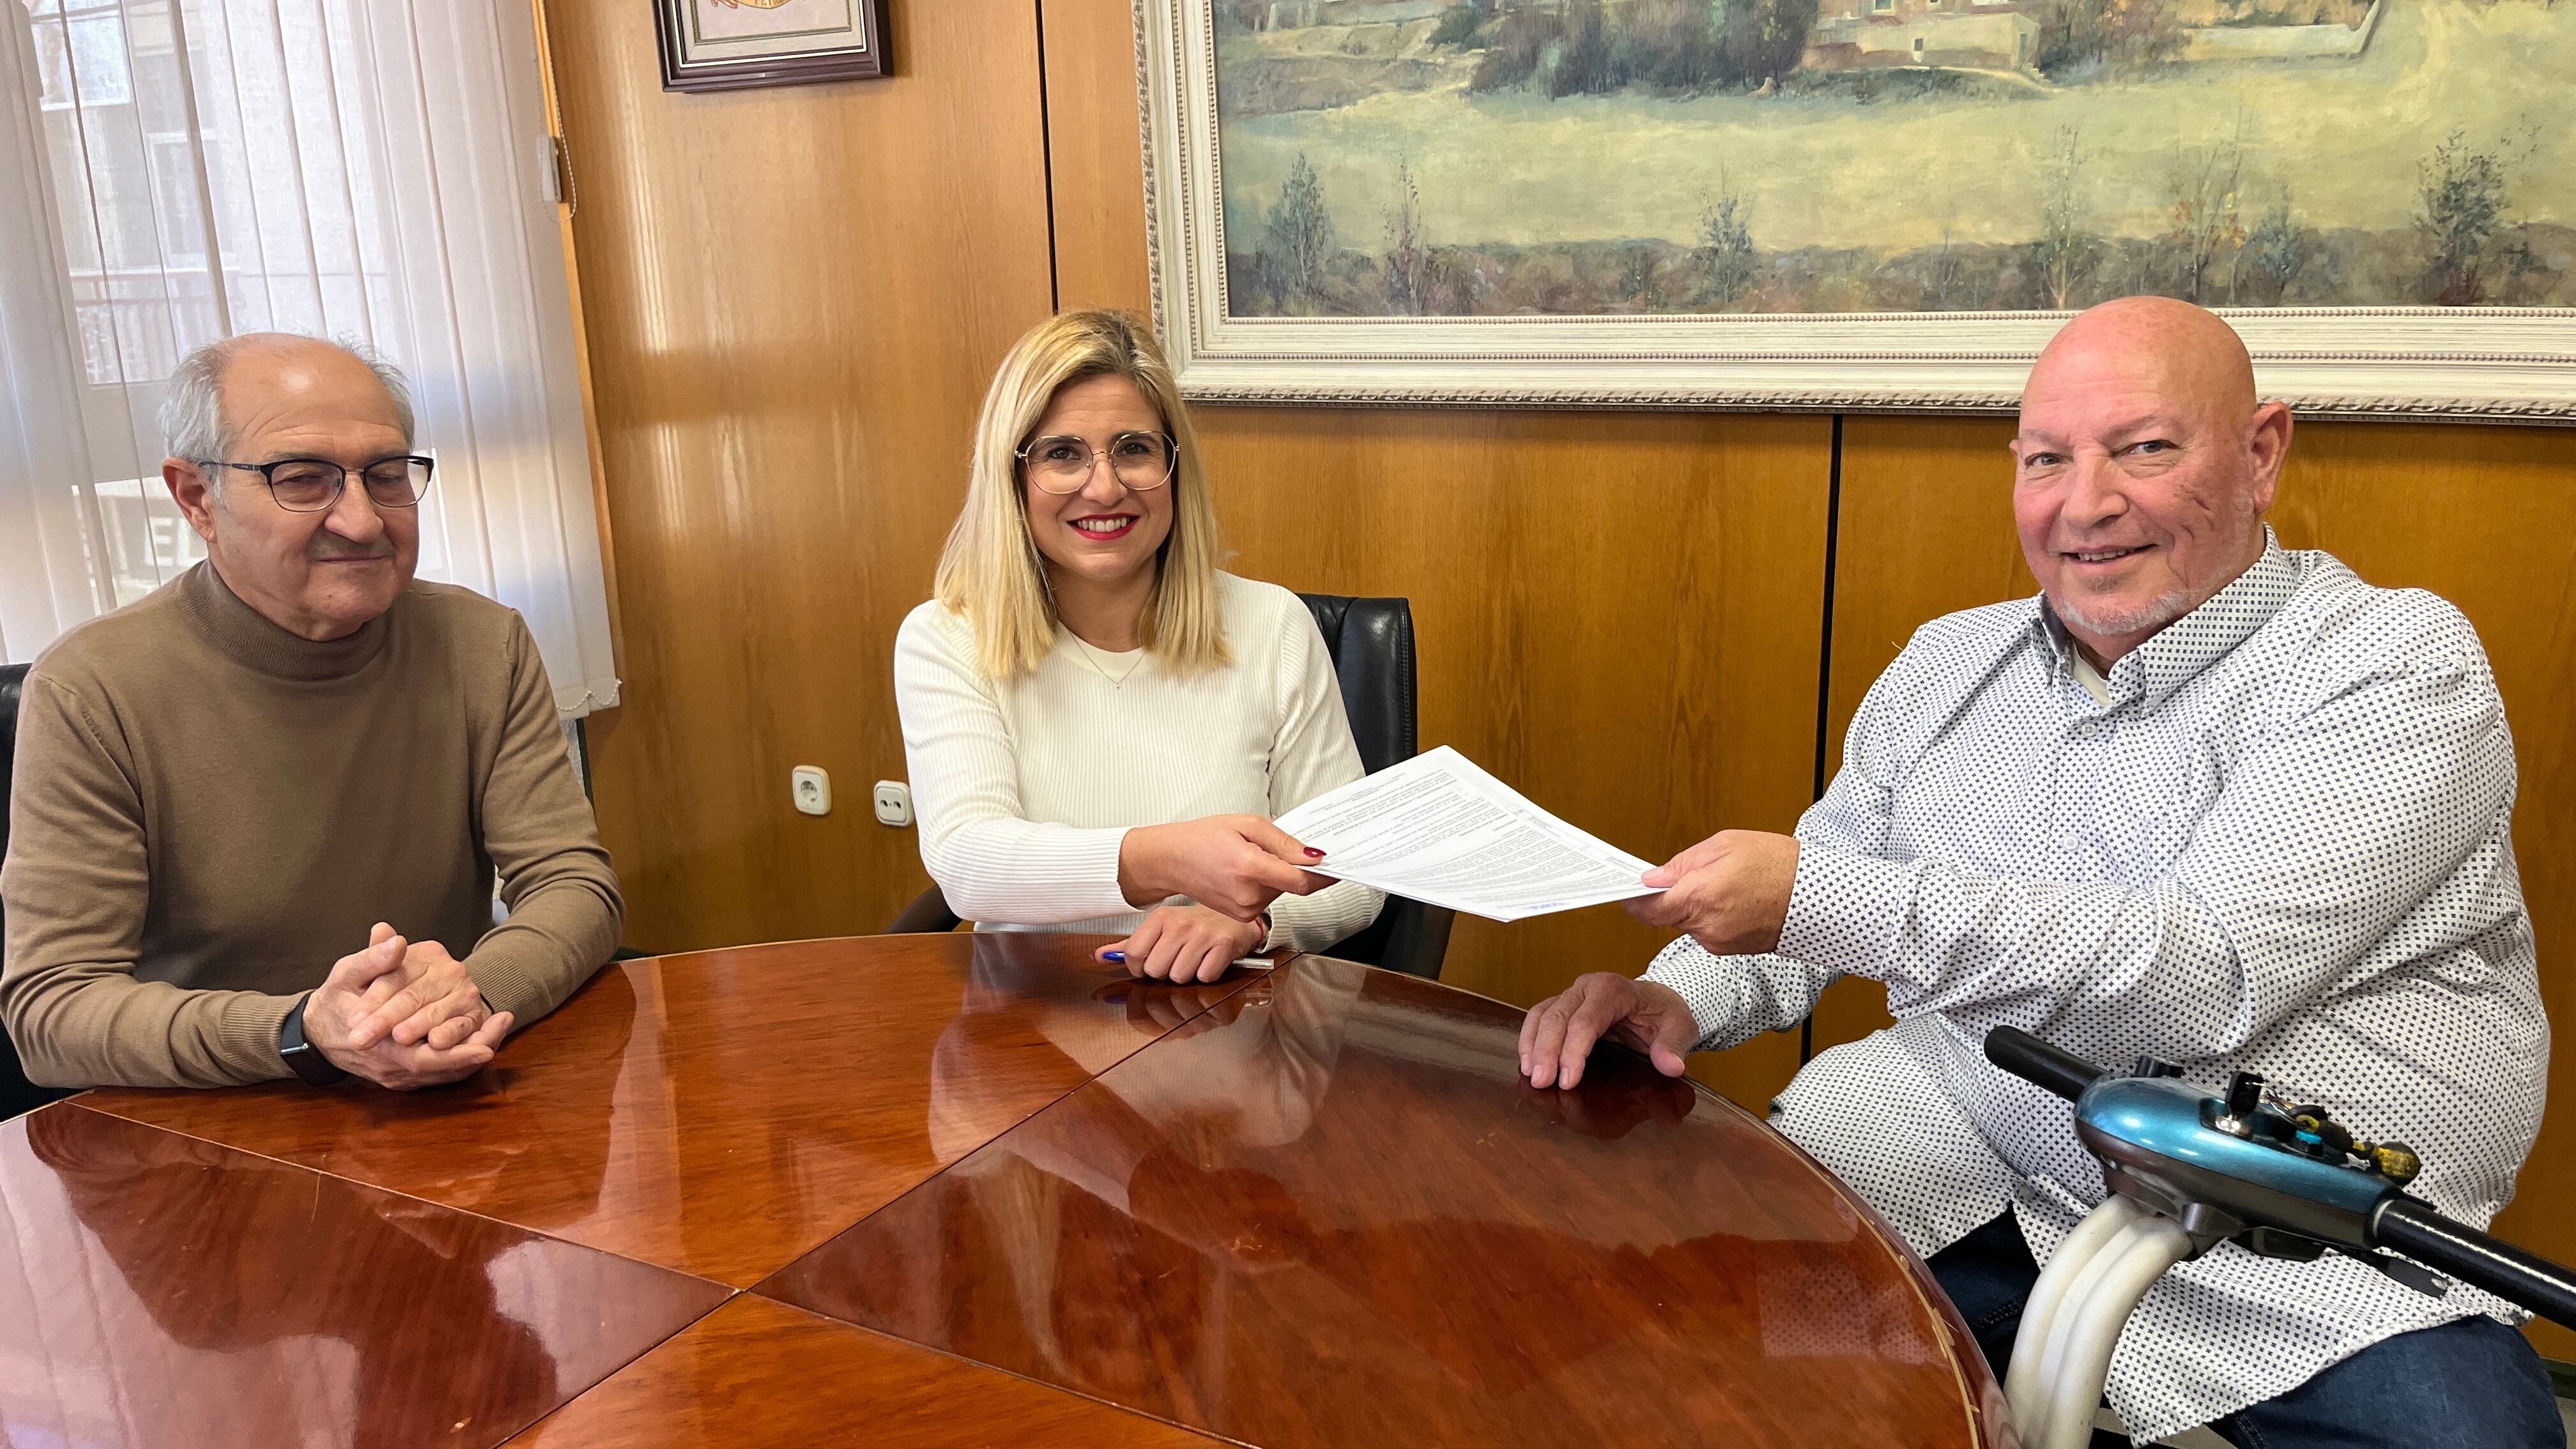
2069, 650, 2112, 706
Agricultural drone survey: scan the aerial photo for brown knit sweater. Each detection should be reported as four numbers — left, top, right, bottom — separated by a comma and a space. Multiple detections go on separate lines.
1, 562, 622, 1088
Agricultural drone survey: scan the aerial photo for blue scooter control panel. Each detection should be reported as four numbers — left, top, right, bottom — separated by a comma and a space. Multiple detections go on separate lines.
2074, 1071, 2412, 1254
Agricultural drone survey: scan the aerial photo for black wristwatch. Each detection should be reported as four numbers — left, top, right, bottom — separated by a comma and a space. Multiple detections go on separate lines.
279, 993, 348, 1086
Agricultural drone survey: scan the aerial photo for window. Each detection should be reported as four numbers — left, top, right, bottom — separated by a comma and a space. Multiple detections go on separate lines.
2, 0, 620, 714
148, 134, 210, 261
29, 0, 131, 111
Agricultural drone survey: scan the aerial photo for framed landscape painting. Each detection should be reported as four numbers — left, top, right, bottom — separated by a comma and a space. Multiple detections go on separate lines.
1134, 0, 2575, 418
656, 0, 891, 93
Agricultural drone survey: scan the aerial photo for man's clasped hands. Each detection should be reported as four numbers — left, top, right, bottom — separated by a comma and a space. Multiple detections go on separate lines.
300, 923, 513, 1088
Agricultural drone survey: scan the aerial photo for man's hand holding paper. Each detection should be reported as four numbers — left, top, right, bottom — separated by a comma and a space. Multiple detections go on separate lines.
1623, 828, 1800, 957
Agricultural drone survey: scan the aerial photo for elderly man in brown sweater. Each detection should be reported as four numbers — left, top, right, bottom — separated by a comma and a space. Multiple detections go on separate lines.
1, 334, 621, 1091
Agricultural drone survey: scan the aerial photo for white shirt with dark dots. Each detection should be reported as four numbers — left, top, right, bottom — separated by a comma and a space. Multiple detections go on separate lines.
1644, 533, 2547, 1444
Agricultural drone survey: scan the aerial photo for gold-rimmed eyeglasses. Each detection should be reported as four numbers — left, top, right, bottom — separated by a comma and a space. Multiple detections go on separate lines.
201, 456, 436, 513
1015, 432, 1175, 494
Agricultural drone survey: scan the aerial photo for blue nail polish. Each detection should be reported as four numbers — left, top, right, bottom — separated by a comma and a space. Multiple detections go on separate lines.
1103, 950, 1126, 963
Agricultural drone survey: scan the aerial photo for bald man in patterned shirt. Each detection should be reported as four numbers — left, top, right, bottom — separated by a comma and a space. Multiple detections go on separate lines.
1521, 298, 2558, 1448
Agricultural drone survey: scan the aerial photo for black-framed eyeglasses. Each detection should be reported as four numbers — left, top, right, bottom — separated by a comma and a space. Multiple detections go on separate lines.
1014, 432, 1175, 494
201, 456, 436, 513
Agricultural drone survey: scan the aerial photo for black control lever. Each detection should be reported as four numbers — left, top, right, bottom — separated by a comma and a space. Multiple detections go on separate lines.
2373, 1197, 2576, 1330
1984, 1025, 2104, 1103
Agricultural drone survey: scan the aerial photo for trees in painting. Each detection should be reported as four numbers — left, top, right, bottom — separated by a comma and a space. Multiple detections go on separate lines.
1215, 0, 2568, 314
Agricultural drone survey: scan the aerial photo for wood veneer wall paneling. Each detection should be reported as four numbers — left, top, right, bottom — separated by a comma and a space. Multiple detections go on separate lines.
1826, 415, 2028, 763
1035, 0, 1150, 314
1829, 414, 2576, 1354
540, 0, 1058, 952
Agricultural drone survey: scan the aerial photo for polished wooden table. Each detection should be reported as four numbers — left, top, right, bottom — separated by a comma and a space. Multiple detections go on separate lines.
0, 935, 2002, 1447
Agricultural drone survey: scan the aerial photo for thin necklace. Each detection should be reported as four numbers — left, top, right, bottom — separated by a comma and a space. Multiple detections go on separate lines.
1066, 632, 1146, 689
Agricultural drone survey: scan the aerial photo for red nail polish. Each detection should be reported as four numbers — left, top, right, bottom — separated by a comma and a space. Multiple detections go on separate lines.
1305, 847, 1325, 857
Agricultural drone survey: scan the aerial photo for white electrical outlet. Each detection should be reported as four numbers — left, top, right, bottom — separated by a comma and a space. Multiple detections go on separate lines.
790, 765, 831, 816
872, 779, 914, 827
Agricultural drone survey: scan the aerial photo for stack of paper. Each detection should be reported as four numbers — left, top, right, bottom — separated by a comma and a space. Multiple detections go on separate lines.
1275, 747, 1662, 923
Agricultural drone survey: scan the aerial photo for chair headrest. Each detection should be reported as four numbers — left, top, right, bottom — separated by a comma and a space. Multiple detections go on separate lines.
1295, 594, 1417, 778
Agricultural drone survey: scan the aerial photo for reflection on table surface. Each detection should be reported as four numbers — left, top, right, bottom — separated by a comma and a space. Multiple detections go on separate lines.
13, 935, 1997, 1448
81, 932, 1243, 1285
767, 954, 1993, 1449
0, 1105, 722, 1449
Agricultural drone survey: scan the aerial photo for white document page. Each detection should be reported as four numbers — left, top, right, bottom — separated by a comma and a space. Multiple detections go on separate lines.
1273, 746, 1663, 923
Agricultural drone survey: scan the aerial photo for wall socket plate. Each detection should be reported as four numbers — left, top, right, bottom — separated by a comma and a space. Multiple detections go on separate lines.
872, 779, 913, 827
790, 765, 831, 816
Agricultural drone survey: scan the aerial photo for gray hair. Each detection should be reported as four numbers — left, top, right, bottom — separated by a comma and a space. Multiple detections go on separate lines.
161, 334, 415, 505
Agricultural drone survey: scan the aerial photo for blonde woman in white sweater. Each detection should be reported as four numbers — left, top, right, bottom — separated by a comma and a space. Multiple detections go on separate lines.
894, 310, 1383, 983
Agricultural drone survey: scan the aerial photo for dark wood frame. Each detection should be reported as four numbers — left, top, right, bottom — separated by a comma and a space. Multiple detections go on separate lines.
654, 0, 891, 93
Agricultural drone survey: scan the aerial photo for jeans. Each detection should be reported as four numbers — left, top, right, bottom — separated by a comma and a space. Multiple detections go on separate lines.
1926, 1209, 2568, 1449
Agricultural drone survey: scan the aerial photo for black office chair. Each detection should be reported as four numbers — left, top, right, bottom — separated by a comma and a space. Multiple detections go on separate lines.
1, 663, 75, 1120
1292, 594, 1452, 977
882, 595, 1455, 980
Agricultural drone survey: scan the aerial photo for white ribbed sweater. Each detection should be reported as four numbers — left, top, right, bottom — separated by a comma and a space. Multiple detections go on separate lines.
893, 573, 1384, 951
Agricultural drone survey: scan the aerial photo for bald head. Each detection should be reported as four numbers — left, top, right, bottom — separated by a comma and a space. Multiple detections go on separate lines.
2027, 296, 2258, 428
160, 333, 413, 468
2009, 298, 2293, 668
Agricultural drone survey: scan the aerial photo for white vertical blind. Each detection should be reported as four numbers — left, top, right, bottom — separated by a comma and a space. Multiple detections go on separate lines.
0, 0, 617, 717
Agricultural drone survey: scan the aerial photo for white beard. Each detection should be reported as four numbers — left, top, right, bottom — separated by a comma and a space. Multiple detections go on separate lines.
2051, 582, 2196, 639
